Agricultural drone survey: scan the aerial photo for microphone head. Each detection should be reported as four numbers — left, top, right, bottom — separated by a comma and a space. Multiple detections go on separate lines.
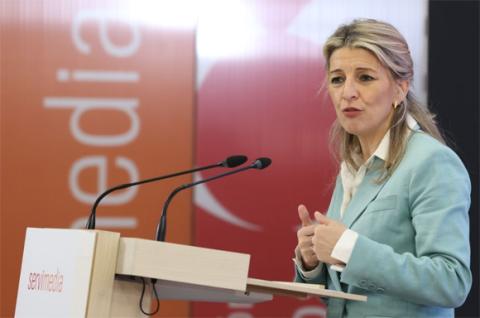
223, 155, 248, 168
252, 157, 272, 169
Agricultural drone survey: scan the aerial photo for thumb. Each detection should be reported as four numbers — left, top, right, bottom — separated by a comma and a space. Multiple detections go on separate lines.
298, 204, 313, 226
314, 211, 330, 225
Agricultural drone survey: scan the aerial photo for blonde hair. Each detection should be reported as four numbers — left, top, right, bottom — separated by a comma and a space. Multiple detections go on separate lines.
324, 19, 445, 179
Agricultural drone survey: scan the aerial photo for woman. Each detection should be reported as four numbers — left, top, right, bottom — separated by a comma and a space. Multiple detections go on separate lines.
294, 19, 471, 317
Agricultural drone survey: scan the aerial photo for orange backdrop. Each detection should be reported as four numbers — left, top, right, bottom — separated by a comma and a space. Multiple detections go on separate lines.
1, 1, 194, 316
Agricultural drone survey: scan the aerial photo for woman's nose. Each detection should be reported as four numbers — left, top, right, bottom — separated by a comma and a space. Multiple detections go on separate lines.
341, 78, 359, 100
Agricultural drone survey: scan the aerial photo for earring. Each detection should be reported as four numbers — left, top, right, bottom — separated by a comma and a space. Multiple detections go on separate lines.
393, 102, 399, 110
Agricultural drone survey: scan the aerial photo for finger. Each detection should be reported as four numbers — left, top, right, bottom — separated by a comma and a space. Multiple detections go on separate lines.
304, 251, 317, 262
298, 241, 313, 251
299, 234, 315, 246
298, 204, 313, 226
299, 245, 315, 256
298, 224, 316, 237
300, 248, 318, 261
314, 211, 330, 225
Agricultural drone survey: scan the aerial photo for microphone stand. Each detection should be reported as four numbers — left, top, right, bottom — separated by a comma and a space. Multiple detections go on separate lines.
156, 158, 271, 241
86, 156, 247, 229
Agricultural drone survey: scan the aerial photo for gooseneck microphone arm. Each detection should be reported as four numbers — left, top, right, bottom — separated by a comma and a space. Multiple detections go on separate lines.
156, 157, 271, 241
86, 155, 247, 229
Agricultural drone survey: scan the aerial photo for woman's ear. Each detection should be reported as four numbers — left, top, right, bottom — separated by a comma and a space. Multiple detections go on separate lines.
396, 79, 410, 102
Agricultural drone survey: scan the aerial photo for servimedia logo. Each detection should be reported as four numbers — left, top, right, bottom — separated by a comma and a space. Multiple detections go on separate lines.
27, 269, 64, 293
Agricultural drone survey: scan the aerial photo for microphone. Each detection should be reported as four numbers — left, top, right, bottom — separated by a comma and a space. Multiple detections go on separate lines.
156, 157, 272, 241
86, 155, 248, 229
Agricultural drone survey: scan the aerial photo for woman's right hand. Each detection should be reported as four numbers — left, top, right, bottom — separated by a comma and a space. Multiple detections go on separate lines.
296, 204, 319, 270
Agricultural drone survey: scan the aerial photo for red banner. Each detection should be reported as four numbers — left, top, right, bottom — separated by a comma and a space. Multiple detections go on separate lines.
194, 1, 336, 316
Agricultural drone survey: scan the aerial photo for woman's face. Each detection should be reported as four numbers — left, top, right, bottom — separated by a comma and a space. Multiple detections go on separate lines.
327, 47, 406, 141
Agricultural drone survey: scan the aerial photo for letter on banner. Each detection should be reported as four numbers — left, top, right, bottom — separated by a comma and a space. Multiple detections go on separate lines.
43, 97, 139, 146
72, 10, 141, 57
69, 156, 139, 205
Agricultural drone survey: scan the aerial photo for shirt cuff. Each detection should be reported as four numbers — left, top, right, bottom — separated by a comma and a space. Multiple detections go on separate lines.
293, 247, 322, 279
331, 229, 359, 265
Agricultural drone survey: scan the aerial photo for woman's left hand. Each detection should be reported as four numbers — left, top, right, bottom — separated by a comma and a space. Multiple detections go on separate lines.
312, 212, 347, 265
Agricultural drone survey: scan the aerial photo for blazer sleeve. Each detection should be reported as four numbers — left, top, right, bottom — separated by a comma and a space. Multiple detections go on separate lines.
339, 145, 472, 307
294, 258, 328, 285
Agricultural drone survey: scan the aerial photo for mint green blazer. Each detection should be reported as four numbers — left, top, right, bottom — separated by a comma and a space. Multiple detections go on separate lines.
295, 131, 472, 318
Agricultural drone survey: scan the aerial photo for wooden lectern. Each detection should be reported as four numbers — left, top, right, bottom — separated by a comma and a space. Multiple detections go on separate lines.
15, 228, 366, 317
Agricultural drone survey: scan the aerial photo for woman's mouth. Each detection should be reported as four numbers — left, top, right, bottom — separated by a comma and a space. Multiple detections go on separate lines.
342, 107, 362, 118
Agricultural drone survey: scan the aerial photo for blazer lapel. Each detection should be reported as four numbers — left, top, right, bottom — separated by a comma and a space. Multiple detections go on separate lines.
324, 178, 347, 292
327, 177, 343, 221
342, 158, 387, 228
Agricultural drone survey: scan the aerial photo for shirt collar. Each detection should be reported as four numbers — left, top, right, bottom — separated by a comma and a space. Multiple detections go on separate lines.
373, 113, 419, 161
406, 112, 419, 130
372, 129, 390, 162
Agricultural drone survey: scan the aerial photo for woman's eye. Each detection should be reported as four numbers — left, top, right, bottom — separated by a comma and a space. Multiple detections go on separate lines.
330, 76, 344, 84
359, 74, 374, 81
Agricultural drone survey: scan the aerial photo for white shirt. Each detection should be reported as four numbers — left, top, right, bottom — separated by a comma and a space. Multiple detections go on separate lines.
295, 114, 418, 276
